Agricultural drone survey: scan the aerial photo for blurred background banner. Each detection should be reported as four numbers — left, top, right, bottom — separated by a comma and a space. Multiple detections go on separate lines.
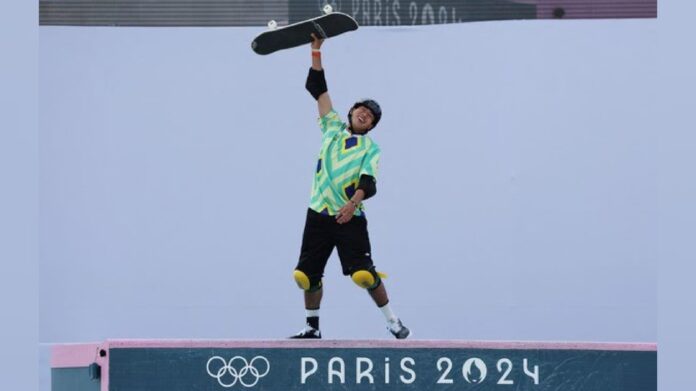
289, 0, 535, 25
39, 0, 657, 27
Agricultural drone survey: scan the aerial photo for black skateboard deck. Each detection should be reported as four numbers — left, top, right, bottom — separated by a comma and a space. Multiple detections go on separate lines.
251, 12, 358, 55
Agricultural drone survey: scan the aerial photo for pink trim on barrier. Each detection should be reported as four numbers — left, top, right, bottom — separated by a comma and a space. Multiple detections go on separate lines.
103, 339, 656, 351
51, 342, 111, 391
51, 343, 102, 368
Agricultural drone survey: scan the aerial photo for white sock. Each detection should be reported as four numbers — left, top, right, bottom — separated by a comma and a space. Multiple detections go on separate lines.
306, 309, 320, 318
379, 302, 398, 323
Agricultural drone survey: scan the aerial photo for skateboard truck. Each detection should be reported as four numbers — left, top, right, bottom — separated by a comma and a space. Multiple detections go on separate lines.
312, 21, 328, 39
323, 4, 333, 14
267, 20, 278, 30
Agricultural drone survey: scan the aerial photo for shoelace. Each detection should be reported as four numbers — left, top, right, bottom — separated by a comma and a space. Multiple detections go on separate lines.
298, 325, 318, 334
388, 319, 403, 332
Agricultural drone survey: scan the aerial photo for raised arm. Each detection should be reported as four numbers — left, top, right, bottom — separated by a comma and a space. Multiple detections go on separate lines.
305, 33, 333, 118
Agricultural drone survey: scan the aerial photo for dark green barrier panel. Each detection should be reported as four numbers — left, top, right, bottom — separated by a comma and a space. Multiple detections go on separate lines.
52, 367, 100, 391
109, 346, 656, 391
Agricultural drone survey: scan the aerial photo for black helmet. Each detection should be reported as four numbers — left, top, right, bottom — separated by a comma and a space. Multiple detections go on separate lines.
348, 99, 382, 130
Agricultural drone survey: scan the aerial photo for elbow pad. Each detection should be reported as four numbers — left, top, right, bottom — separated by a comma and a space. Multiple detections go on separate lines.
357, 175, 377, 200
305, 68, 328, 100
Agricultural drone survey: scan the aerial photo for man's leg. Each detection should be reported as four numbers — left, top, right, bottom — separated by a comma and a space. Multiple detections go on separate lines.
291, 209, 334, 339
289, 276, 324, 338
302, 287, 323, 331
336, 217, 411, 339
305, 287, 323, 309
367, 279, 401, 324
365, 278, 410, 339
367, 279, 388, 307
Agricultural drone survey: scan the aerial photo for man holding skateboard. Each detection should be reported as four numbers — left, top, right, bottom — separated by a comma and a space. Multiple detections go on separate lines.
291, 34, 410, 339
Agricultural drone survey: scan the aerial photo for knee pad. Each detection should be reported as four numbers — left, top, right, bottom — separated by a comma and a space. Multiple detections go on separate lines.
351, 269, 381, 290
293, 269, 322, 292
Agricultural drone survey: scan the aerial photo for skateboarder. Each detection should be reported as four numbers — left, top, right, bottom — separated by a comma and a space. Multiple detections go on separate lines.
291, 34, 410, 339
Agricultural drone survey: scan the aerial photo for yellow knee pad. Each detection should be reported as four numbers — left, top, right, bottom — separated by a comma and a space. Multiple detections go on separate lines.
293, 269, 321, 292
293, 270, 310, 290
351, 270, 383, 290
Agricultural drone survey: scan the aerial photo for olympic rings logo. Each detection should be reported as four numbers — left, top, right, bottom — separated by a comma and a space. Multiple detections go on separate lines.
206, 356, 270, 388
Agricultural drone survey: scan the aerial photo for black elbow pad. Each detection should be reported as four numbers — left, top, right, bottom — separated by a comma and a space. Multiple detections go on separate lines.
305, 68, 328, 100
358, 175, 377, 200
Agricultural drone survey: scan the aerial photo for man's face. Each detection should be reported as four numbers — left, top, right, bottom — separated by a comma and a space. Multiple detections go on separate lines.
351, 106, 375, 133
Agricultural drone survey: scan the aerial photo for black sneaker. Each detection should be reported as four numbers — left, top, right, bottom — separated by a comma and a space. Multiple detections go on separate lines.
290, 325, 322, 339
387, 319, 411, 339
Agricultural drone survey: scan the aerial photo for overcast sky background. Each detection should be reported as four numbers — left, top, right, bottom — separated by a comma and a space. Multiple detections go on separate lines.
36, 16, 664, 391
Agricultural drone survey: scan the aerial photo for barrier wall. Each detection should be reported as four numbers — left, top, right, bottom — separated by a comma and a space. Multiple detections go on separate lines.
52, 340, 657, 391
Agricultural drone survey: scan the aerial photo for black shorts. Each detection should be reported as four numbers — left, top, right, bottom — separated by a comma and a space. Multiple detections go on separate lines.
296, 208, 375, 285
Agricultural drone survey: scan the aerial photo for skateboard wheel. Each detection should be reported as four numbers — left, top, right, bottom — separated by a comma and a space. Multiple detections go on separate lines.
268, 20, 277, 29
323, 4, 333, 14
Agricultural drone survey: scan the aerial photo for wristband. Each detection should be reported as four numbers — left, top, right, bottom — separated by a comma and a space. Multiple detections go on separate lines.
349, 199, 359, 208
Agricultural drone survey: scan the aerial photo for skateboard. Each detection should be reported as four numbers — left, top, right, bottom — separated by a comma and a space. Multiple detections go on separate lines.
251, 5, 359, 55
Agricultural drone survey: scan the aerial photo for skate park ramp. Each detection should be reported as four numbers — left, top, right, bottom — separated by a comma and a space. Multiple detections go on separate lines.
52, 340, 656, 391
